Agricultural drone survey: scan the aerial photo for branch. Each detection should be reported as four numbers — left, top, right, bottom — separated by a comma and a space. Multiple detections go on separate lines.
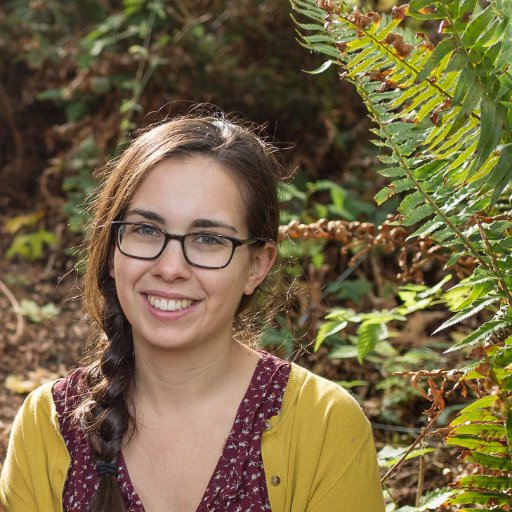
0, 278, 24, 343
475, 216, 512, 309
380, 412, 440, 484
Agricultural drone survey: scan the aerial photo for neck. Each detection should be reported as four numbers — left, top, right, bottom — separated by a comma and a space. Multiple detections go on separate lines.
132, 338, 259, 414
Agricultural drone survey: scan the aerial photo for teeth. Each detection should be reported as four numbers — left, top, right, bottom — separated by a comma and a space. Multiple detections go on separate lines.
148, 295, 192, 312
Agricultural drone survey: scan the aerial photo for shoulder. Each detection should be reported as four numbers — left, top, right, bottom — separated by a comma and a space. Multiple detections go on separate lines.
282, 363, 372, 436
15, 380, 57, 426
7, 380, 63, 459
15, 368, 87, 434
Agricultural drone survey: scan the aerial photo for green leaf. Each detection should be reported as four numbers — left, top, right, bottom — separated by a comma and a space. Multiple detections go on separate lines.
374, 186, 396, 205
415, 39, 455, 83
464, 450, 512, 471
314, 320, 348, 352
449, 421, 505, 439
506, 408, 512, 448
378, 166, 408, 178
433, 296, 500, 333
445, 435, 509, 455
304, 59, 335, 74
407, 217, 444, 239
357, 322, 387, 363
450, 408, 502, 427
485, 144, 512, 205
445, 320, 512, 353
398, 190, 424, 214
462, 96, 505, 184
461, 5, 496, 46
448, 490, 511, 506
452, 395, 499, 420
457, 475, 512, 492
301, 41, 341, 59
329, 345, 359, 359
402, 203, 434, 226
377, 445, 435, 468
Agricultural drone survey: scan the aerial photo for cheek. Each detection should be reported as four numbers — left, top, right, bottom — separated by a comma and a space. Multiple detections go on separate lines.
110, 252, 146, 285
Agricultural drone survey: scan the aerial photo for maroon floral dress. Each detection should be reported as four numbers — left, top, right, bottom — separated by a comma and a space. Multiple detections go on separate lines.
52, 350, 291, 511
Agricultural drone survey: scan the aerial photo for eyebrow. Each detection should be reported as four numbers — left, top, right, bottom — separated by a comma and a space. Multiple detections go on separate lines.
190, 219, 238, 234
124, 209, 165, 224
124, 208, 238, 234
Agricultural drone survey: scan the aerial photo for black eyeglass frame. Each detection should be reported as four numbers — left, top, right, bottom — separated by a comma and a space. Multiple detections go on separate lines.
111, 221, 269, 269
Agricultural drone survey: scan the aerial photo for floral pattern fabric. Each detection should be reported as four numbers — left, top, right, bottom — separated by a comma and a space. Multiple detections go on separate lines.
53, 350, 291, 511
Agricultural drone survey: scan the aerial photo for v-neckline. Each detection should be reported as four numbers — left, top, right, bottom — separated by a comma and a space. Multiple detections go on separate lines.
117, 352, 265, 512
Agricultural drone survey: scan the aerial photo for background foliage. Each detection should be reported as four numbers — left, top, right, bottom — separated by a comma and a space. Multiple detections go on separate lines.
1, 0, 511, 509
293, 0, 512, 509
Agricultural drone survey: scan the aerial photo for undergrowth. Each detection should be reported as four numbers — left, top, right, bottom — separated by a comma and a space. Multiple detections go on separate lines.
292, 0, 512, 509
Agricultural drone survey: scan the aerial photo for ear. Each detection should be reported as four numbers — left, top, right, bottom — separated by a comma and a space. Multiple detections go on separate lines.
243, 243, 277, 296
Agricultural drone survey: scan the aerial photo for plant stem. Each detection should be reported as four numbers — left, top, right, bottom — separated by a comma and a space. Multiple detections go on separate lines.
475, 216, 512, 309
416, 454, 425, 507
381, 412, 440, 484
0, 278, 24, 342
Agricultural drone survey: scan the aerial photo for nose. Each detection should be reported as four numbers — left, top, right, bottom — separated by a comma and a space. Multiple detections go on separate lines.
150, 239, 192, 281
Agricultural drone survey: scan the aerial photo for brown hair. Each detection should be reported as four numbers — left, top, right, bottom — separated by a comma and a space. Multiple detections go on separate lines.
79, 113, 286, 511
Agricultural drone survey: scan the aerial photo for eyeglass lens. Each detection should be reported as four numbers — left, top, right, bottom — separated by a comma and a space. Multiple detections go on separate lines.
118, 223, 234, 268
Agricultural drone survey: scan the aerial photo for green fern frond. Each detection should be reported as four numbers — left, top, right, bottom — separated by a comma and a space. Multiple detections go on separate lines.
292, 1, 512, 508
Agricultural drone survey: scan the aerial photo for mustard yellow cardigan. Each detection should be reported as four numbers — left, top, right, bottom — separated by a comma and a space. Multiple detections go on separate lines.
0, 363, 385, 511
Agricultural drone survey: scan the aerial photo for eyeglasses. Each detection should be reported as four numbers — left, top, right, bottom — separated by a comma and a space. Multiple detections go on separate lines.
111, 221, 267, 269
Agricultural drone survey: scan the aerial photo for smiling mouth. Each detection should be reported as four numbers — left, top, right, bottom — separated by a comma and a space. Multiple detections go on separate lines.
147, 295, 194, 312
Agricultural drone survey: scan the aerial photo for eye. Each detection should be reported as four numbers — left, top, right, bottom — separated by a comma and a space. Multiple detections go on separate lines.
192, 233, 230, 247
129, 224, 160, 237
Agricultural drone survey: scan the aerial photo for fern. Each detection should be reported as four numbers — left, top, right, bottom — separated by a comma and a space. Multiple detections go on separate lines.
292, 0, 512, 508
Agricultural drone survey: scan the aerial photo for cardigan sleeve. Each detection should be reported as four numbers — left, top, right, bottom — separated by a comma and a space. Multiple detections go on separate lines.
305, 382, 385, 511
307, 425, 384, 511
0, 381, 69, 512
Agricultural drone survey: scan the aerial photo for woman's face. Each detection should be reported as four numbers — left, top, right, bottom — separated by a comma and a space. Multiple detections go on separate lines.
110, 155, 274, 355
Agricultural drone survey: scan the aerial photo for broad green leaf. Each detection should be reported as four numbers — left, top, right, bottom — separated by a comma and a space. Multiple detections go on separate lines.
407, 217, 444, 239
465, 95, 505, 182
357, 322, 387, 363
450, 408, 502, 428
314, 320, 348, 352
378, 166, 408, 178
449, 422, 505, 439
329, 345, 359, 359
461, 5, 496, 46
506, 408, 512, 448
398, 190, 424, 214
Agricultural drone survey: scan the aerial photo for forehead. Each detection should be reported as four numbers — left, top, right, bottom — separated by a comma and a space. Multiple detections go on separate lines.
127, 156, 247, 230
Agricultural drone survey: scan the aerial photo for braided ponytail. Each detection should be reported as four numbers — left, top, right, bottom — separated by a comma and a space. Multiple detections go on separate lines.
80, 281, 134, 512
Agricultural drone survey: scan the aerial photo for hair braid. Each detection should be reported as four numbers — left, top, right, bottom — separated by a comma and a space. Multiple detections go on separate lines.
81, 281, 134, 512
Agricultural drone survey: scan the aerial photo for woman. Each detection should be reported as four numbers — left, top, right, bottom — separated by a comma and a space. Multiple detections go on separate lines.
0, 114, 385, 511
